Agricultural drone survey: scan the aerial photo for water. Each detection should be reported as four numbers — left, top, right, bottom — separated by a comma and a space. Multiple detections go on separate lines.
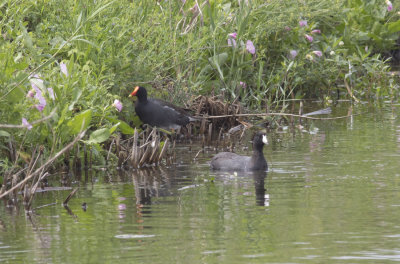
1, 103, 400, 263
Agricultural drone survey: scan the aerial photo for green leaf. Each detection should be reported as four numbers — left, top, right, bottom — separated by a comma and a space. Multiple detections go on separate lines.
110, 122, 123, 134
0, 130, 10, 137
106, 117, 135, 135
68, 87, 82, 111
208, 52, 228, 80
388, 20, 400, 34
7, 86, 25, 103
67, 109, 92, 134
86, 128, 110, 144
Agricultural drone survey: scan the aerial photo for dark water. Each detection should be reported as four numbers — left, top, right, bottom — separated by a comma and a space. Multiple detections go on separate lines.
1, 103, 400, 263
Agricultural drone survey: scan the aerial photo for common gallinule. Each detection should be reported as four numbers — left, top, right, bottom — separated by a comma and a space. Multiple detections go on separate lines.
129, 86, 196, 130
210, 131, 268, 171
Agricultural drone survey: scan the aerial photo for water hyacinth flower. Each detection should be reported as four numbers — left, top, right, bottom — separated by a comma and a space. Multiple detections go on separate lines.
228, 32, 237, 47
22, 118, 32, 130
299, 20, 308, 27
305, 34, 313, 42
290, 50, 298, 59
246, 40, 256, 54
60, 62, 68, 77
312, 50, 323, 57
311, 29, 321, 34
227, 38, 237, 47
35, 100, 46, 112
48, 88, 55, 100
386, 0, 393, 12
228, 32, 237, 39
113, 99, 123, 112
31, 84, 46, 112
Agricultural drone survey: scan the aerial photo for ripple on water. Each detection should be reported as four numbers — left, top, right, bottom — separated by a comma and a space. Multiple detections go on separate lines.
331, 250, 400, 261
115, 234, 156, 239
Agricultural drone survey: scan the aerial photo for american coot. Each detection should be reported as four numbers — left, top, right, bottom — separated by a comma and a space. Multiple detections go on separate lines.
129, 86, 196, 130
210, 132, 268, 171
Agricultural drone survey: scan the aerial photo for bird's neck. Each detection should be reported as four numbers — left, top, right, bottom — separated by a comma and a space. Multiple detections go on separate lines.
251, 144, 266, 162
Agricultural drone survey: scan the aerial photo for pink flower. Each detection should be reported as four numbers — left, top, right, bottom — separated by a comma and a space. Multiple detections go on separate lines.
47, 88, 55, 100
113, 99, 123, 112
35, 102, 46, 112
386, 0, 393, 12
35, 92, 46, 112
305, 34, 313, 42
228, 32, 237, 39
60, 62, 68, 77
246, 40, 256, 54
290, 50, 298, 59
30, 84, 46, 112
239, 81, 247, 89
299, 20, 308, 27
311, 29, 321, 34
284, 26, 291, 31
312, 50, 323, 57
22, 118, 32, 130
27, 89, 35, 98
227, 38, 237, 47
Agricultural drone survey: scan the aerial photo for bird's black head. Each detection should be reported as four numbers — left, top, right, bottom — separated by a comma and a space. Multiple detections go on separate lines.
252, 131, 268, 150
129, 86, 147, 101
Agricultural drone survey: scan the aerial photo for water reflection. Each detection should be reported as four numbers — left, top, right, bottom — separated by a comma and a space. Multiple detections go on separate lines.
211, 170, 269, 207
252, 172, 269, 206
131, 167, 174, 206
130, 166, 269, 207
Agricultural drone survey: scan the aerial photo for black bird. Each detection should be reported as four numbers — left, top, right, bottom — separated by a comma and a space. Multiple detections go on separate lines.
210, 131, 268, 171
129, 86, 196, 130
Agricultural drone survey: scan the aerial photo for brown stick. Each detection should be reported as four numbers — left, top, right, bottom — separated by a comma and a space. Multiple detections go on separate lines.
0, 130, 86, 199
63, 188, 78, 206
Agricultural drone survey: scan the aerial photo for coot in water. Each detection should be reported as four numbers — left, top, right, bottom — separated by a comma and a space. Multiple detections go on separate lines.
210, 131, 268, 171
129, 86, 196, 130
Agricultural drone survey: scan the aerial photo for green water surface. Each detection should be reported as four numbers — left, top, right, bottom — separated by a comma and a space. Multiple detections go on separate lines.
1, 103, 400, 263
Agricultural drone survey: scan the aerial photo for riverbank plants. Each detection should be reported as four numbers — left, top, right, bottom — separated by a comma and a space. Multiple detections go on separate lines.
0, 0, 399, 177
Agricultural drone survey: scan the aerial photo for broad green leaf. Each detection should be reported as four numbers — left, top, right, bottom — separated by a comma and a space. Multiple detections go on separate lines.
30, 78, 45, 90
208, 52, 228, 80
67, 109, 92, 134
6, 86, 25, 103
388, 20, 400, 34
110, 123, 120, 134
106, 117, 135, 135
68, 88, 83, 111
0, 130, 10, 137
86, 128, 110, 144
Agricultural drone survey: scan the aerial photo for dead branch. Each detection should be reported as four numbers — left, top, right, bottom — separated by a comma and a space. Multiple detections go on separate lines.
0, 130, 86, 199
194, 112, 357, 120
